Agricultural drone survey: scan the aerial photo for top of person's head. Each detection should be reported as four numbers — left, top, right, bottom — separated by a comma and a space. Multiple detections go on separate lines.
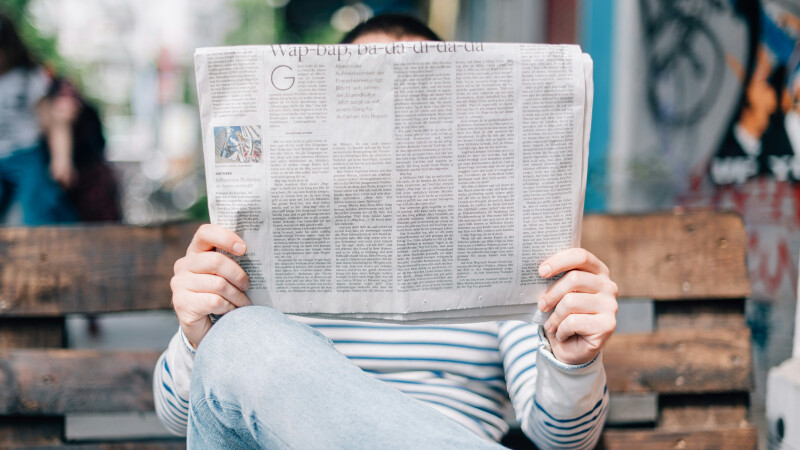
340, 13, 441, 44
0, 11, 36, 70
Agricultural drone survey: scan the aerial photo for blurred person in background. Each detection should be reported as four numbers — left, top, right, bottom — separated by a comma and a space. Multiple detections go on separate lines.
42, 78, 121, 223
0, 11, 78, 225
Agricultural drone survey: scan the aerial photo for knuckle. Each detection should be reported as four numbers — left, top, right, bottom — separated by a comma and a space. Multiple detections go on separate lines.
173, 257, 185, 274
560, 292, 575, 308
212, 276, 228, 292
564, 270, 581, 285
207, 250, 224, 264
579, 249, 591, 266
169, 275, 179, 292
607, 316, 617, 333
607, 280, 619, 297
208, 293, 225, 308
237, 271, 250, 287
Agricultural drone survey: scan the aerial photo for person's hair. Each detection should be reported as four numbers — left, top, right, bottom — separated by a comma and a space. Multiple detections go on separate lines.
340, 13, 441, 44
0, 11, 36, 69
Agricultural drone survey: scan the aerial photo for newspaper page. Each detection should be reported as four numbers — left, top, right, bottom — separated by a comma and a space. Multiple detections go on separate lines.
194, 42, 593, 323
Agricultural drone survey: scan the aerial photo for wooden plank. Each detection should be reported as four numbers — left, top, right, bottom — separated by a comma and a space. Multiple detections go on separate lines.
17, 441, 185, 450
0, 350, 159, 414
656, 299, 747, 330
0, 318, 64, 348
0, 211, 749, 315
0, 327, 751, 414
600, 426, 757, 450
659, 393, 749, 429
582, 212, 750, 300
0, 318, 66, 443
604, 328, 752, 394
0, 416, 63, 446
0, 223, 198, 316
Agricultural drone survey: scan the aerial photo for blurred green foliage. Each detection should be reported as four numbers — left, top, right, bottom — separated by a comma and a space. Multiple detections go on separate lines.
225, 0, 342, 46
0, 0, 74, 77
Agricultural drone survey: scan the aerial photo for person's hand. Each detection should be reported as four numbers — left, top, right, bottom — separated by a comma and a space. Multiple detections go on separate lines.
50, 156, 77, 188
42, 94, 80, 188
171, 224, 252, 349
538, 248, 618, 365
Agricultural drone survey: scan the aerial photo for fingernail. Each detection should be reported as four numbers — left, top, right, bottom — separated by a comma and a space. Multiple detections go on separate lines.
544, 319, 551, 330
539, 264, 551, 278
538, 298, 546, 311
233, 242, 246, 255
243, 280, 250, 291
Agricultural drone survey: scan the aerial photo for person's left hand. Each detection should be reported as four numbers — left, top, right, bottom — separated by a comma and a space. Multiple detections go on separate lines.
538, 248, 618, 365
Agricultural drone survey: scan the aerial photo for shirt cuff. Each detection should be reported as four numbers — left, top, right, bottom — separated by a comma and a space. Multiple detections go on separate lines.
179, 327, 197, 356
536, 325, 601, 372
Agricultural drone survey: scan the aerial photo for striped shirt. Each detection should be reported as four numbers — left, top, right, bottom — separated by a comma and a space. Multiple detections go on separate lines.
154, 317, 608, 449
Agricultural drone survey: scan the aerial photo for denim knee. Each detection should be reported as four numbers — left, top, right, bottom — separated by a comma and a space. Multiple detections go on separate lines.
191, 306, 330, 401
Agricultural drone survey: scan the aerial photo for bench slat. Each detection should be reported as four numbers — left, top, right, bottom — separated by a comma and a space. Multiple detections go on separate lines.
0, 325, 752, 415
16, 441, 185, 449
659, 393, 749, 429
600, 426, 757, 449
582, 212, 750, 300
0, 211, 750, 316
604, 327, 752, 394
0, 224, 197, 316
0, 350, 158, 414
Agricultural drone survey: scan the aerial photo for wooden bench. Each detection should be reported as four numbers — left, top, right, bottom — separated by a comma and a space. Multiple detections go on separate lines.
0, 211, 755, 448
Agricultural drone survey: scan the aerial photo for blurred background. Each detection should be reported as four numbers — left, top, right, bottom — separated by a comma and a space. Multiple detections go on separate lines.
2, 0, 799, 445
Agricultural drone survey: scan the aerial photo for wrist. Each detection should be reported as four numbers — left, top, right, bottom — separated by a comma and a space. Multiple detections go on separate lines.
179, 326, 198, 354
540, 326, 598, 366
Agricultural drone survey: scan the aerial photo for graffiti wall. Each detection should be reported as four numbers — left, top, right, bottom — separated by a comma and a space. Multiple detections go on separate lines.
612, 0, 800, 408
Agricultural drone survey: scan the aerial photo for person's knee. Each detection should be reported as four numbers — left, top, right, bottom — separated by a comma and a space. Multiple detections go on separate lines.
191, 306, 325, 399
195, 306, 288, 365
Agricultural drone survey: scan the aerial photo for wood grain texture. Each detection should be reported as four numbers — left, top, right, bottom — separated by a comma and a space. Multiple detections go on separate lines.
17, 441, 185, 450
659, 393, 749, 429
604, 328, 752, 394
0, 350, 159, 414
600, 426, 757, 450
0, 223, 199, 316
656, 299, 747, 330
0, 212, 750, 315
0, 327, 751, 414
582, 212, 750, 300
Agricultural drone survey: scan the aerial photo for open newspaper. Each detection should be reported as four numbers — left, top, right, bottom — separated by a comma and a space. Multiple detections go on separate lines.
194, 42, 593, 324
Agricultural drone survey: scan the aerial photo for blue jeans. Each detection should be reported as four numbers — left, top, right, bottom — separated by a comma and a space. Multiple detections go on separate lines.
189, 306, 506, 449
0, 146, 77, 225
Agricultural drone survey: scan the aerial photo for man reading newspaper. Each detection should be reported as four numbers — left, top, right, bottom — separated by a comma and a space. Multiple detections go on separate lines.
154, 14, 617, 449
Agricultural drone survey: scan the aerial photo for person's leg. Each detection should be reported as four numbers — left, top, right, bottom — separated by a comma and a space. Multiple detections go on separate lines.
10, 147, 78, 225
188, 306, 504, 449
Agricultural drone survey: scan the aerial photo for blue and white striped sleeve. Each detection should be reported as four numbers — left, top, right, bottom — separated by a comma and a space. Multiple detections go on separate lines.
153, 328, 196, 436
498, 321, 608, 450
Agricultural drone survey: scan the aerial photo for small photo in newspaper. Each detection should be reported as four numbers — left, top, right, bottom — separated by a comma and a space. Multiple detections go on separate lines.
214, 125, 263, 164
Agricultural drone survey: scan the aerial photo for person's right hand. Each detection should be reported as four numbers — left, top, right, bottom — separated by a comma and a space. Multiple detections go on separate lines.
171, 224, 252, 349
